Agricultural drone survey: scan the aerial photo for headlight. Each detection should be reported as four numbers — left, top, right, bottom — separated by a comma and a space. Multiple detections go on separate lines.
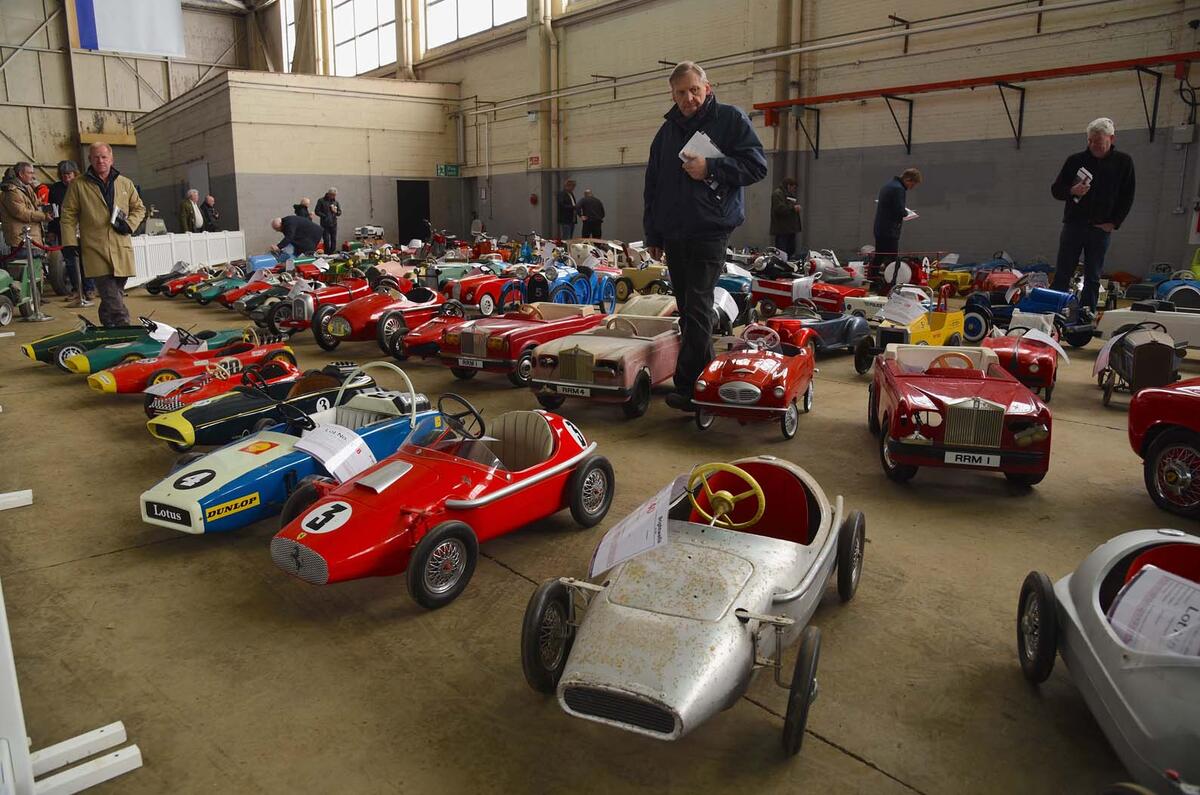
487, 336, 506, 352
915, 410, 943, 427
445, 332, 460, 346
695, 379, 708, 391
1027, 363, 1039, 374
773, 385, 785, 399
329, 317, 351, 337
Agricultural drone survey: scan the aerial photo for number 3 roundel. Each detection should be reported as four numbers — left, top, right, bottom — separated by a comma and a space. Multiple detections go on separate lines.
300, 500, 352, 534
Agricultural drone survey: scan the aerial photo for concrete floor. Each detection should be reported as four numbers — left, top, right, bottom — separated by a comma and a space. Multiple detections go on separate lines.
1, 290, 1192, 794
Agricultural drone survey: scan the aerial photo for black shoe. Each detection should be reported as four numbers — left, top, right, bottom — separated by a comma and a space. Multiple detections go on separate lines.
665, 391, 695, 411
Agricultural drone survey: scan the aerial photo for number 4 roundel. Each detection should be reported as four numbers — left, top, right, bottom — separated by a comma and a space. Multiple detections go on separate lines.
300, 500, 352, 534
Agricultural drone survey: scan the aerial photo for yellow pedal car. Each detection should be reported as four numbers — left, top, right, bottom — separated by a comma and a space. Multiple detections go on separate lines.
853, 286, 966, 373
613, 263, 671, 302
929, 267, 973, 296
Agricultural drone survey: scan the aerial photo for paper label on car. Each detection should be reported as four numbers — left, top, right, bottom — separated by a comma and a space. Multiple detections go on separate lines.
879, 292, 927, 326
1093, 333, 1121, 377
944, 451, 1000, 468
204, 493, 260, 522
712, 287, 738, 324
143, 373, 202, 396
1020, 328, 1069, 364
300, 500, 352, 534
295, 423, 377, 483
589, 474, 688, 577
1107, 565, 1200, 657
789, 276, 816, 301
724, 262, 752, 278
458, 357, 483, 369
248, 268, 271, 284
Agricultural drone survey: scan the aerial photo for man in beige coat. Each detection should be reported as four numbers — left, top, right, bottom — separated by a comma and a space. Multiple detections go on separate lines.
1, 161, 50, 261
61, 143, 146, 326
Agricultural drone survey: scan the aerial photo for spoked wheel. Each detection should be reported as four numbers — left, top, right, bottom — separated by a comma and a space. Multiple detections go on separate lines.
568, 454, 614, 527
53, 343, 85, 372
311, 305, 340, 351
266, 301, 293, 337
836, 511, 866, 602
614, 277, 633, 303
406, 521, 479, 609
801, 381, 814, 413
694, 407, 714, 431
782, 625, 821, 757
521, 579, 575, 693
376, 311, 406, 355
1016, 571, 1058, 683
780, 399, 800, 440
0, 296, 13, 327
1144, 428, 1200, 518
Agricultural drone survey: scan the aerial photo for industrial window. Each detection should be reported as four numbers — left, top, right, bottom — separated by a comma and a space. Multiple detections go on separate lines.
425, 0, 525, 51
332, 0, 398, 76
281, 0, 297, 72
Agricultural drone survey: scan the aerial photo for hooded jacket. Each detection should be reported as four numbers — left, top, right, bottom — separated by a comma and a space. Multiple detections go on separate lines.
1, 174, 49, 248
643, 93, 767, 247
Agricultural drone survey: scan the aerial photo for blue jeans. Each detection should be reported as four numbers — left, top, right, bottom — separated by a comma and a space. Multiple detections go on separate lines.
1051, 222, 1110, 310
559, 223, 575, 241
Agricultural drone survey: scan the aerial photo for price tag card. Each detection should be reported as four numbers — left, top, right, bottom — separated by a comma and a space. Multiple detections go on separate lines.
295, 423, 377, 483
879, 292, 927, 326
790, 276, 816, 301
1093, 334, 1121, 377
589, 474, 687, 577
1108, 564, 1200, 657
1020, 328, 1070, 364
724, 262, 752, 278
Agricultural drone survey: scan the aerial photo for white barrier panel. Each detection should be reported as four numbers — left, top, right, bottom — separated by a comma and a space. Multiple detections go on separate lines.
130, 232, 246, 287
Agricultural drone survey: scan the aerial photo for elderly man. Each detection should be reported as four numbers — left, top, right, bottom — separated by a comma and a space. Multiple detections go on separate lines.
270, 214, 322, 259
1050, 117, 1136, 310
293, 197, 312, 219
60, 143, 146, 326
201, 194, 220, 232
644, 60, 767, 410
314, 188, 341, 254
178, 188, 203, 233
0, 161, 50, 277
556, 179, 578, 240
48, 160, 94, 304
578, 189, 605, 238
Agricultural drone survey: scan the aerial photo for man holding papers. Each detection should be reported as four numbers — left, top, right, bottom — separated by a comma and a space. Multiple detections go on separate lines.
643, 61, 767, 411
872, 167, 922, 290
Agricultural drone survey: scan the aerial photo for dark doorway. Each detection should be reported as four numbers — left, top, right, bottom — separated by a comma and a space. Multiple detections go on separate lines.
396, 180, 431, 242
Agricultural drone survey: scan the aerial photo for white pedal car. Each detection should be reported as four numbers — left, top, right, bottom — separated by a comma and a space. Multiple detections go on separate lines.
1096, 300, 1200, 351
520, 457, 865, 756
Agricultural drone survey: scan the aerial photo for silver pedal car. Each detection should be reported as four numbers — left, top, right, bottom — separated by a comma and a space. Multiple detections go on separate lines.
520, 456, 865, 756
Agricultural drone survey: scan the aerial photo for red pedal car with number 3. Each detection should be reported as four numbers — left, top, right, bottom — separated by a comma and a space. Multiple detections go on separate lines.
314, 284, 442, 353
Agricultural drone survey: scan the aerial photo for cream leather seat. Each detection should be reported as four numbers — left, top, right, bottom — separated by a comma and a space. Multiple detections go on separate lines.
484, 411, 556, 471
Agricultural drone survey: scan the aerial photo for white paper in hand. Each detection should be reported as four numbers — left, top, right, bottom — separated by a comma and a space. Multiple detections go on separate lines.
903, 208, 919, 221
295, 423, 377, 483
879, 292, 927, 326
678, 131, 724, 161
589, 474, 688, 577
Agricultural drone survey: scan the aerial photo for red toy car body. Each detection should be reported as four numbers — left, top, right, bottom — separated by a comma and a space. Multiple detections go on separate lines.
441, 271, 522, 317
270, 404, 614, 609
869, 345, 1052, 485
751, 275, 866, 316
439, 303, 607, 387
143, 356, 303, 417
389, 301, 469, 361
87, 336, 295, 394
161, 270, 213, 297
981, 329, 1061, 400
266, 277, 373, 336
315, 284, 441, 353
692, 324, 818, 439
973, 265, 1022, 294
1128, 376, 1200, 518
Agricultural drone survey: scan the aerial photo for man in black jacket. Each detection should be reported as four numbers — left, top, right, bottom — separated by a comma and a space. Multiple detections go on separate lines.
270, 215, 322, 258
578, 189, 605, 237
644, 61, 767, 410
314, 187, 341, 254
1049, 117, 1135, 310
872, 168, 921, 288
556, 179, 577, 240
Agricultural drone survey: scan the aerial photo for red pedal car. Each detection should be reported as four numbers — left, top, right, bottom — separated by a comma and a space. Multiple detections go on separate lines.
692, 324, 818, 439
752, 274, 866, 317
315, 283, 440, 352
440, 303, 607, 387
868, 344, 1052, 486
87, 329, 295, 394
441, 271, 522, 317
973, 264, 1022, 295
143, 356, 302, 417
1128, 376, 1200, 519
271, 396, 614, 609
161, 268, 218, 298
388, 300, 469, 361
265, 274, 374, 336
981, 324, 1065, 401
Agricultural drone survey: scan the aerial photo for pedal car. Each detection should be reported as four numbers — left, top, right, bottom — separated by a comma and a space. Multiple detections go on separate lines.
186, 266, 246, 305
143, 356, 302, 417
62, 324, 245, 375
217, 269, 295, 308
1153, 270, 1200, 309
388, 300, 468, 361
23, 314, 159, 371
146, 362, 375, 451
1128, 377, 1200, 519
564, 266, 618, 314
1096, 300, 1200, 351
613, 262, 670, 302
843, 285, 934, 321
929, 266, 973, 296
972, 264, 1021, 294
86, 330, 294, 394
1096, 322, 1187, 407
143, 261, 191, 295
981, 322, 1066, 401
1016, 528, 1200, 792
159, 266, 218, 297
752, 274, 866, 317
853, 287, 966, 374
520, 457, 865, 756
440, 303, 606, 387
764, 298, 870, 354
265, 272, 372, 336
530, 315, 681, 418
868, 345, 1051, 485
692, 325, 817, 439
271, 402, 614, 608
804, 249, 865, 286
441, 270, 521, 317
315, 283, 437, 352
140, 362, 434, 534
963, 274, 1095, 347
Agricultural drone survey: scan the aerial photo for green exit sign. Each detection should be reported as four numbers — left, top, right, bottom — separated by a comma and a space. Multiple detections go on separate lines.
436, 163, 460, 177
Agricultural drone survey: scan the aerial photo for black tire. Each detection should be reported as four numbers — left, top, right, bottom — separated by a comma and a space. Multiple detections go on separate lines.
450, 366, 477, 380
645, 279, 670, 295
694, 408, 714, 430
867, 383, 880, 435
145, 280, 161, 296
1005, 471, 1046, 487
376, 310, 406, 354
1016, 571, 1058, 684
782, 625, 821, 757
1102, 369, 1116, 407
962, 307, 991, 344
388, 328, 410, 362
568, 455, 614, 527
758, 298, 777, 318
1042, 383, 1054, 402
18, 300, 32, 319
549, 283, 575, 304
168, 450, 207, 474
537, 393, 566, 410
196, 293, 213, 306
46, 250, 68, 296
253, 417, 278, 433
406, 521, 479, 609
499, 281, 524, 312
718, 313, 734, 337
311, 304, 340, 351
53, 342, 86, 372
622, 371, 651, 419
780, 399, 799, 440
266, 301, 293, 337
879, 419, 917, 482
853, 336, 874, 375
1063, 328, 1094, 349
946, 333, 962, 346
521, 579, 575, 693
0, 295, 13, 327
1143, 428, 1200, 518
279, 477, 328, 528
614, 277, 634, 302
507, 348, 535, 387
836, 511, 865, 602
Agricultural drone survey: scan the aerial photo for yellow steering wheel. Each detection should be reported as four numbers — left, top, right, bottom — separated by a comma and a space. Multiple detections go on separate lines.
688, 463, 766, 529
242, 326, 260, 345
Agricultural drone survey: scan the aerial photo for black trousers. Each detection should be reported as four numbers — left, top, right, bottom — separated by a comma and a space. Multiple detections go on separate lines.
1051, 222, 1110, 310
873, 234, 900, 288
773, 233, 796, 258
581, 220, 602, 238
322, 225, 337, 254
664, 236, 726, 393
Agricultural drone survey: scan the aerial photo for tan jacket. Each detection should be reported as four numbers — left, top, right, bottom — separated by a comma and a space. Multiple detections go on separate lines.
61, 169, 146, 278
178, 199, 202, 233
0, 178, 49, 248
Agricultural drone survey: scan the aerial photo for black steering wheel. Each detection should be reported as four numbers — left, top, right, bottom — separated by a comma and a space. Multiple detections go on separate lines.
241, 364, 269, 392
277, 398, 317, 432
177, 327, 203, 348
137, 315, 155, 332
440, 300, 466, 318
437, 393, 485, 439
1132, 321, 1168, 334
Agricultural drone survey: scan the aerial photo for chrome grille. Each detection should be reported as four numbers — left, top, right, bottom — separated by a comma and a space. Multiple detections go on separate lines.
944, 398, 1004, 447
460, 332, 487, 357
559, 347, 594, 383
270, 538, 329, 585
718, 381, 760, 404
878, 327, 908, 347
563, 686, 676, 735
291, 296, 311, 321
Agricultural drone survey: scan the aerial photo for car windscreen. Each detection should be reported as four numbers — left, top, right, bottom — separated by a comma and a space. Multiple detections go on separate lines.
401, 415, 506, 470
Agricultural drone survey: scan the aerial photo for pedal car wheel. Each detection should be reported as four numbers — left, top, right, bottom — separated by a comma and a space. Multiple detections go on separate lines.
508, 349, 535, 387
867, 384, 880, 435
449, 366, 477, 380
387, 328, 410, 362
266, 301, 293, 337
614, 277, 633, 302
376, 311, 406, 354
836, 511, 866, 602
568, 454, 614, 527
853, 336, 874, 375
879, 420, 917, 482
53, 343, 85, 371
521, 578, 575, 693
478, 292, 497, 316
801, 381, 814, 413
197, 294, 213, 306
148, 369, 181, 387
782, 625, 821, 757
1095, 368, 1109, 389
622, 371, 651, 419
46, 250, 68, 296
694, 407, 714, 430
252, 417, 277, 433
264, 349, 297, 366
1144, 428, 1200, 518
167, 450, 207, 475
406, 521, 479, 609
645, 280, 670, 295
311, 305, 341, 351
946, 333, 962, 346
279, 476, 330, 528
1042, 382, 1054, 402
1016, 571, 1058, 684
780, 399, 800, 440
537, 393, 566, 410
0, 295, 12, 326
1102, 369, 1116, 406
549, 283, 575, 304
758, 298, 777, 318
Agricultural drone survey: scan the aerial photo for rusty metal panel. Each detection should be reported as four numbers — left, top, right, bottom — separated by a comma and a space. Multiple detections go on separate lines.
29, 108, 75, 163
104, 55, 141, 111
37, 50, 71, 106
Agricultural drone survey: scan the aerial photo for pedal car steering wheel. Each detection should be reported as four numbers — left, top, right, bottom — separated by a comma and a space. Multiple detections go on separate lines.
518, 303, 542, 319
742, 323, 781, 351
205, 359, 233, 380
606, 316, 640, 336
278, 398, 317, 432
929, 351, 975, 369
688, 462, 766, 530
1169, 270, 1196, 281
437, 393, 485, 439
440, 299, 466, 318
242, 326, 260, 345
240, 364, 269, 392
136, 316, 154, 333
177, 327, 203, 348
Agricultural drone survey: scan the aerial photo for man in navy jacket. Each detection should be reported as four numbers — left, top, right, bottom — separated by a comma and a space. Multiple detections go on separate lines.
643, 61, 767, 410
872, 167, 921, 289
